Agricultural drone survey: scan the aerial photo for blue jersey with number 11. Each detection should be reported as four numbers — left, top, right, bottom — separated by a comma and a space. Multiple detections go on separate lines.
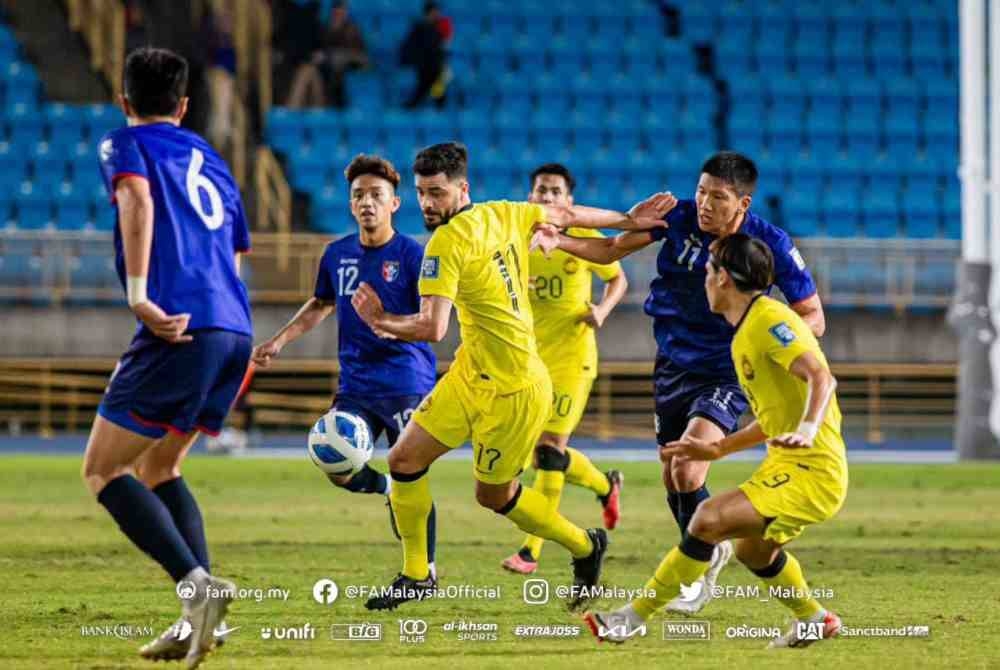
98, 123, 253, 337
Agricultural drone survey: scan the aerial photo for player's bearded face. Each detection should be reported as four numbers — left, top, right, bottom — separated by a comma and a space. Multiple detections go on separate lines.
416, 174, 467, 230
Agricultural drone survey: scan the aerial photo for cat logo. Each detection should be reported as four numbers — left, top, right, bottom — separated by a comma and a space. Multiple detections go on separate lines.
563, 258, 579, 275
741, 355, 755, 380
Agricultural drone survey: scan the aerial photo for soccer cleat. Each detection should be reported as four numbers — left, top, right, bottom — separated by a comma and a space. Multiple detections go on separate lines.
139, 617, 232, 661
502, 547, 538, 575
364, 572, 437, 611
768, 611, 842, 649
568, 528, 609, 611
184, 576, 235, 669
598, 470, 624, 530
665, 540, 732, 615
582, 608, 644, 645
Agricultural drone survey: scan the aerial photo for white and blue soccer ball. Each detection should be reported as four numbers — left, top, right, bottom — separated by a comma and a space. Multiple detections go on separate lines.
307, 410, 373, 476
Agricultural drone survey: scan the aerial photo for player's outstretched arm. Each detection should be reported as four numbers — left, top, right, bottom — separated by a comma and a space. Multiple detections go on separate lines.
581, 269, 629, 329
532, 224, 657, 264
791, 294, 826, 337
116, 176, 192, 344
542, 192, 677, 231
351, 282, 452, 342
769, 352, 837, 449
660, 422, 768, 462
252, 298, 335, 368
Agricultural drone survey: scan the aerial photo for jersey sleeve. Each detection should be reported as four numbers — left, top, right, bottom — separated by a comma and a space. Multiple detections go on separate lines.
233, 202, 251, 253
510, 201, 547, 238
760, 309, 817, 371
97, 131, 148, 203
313, 245, 338, 301
418, 227, 463, 300
649, 199, 690, 242
769, 229, 817, 304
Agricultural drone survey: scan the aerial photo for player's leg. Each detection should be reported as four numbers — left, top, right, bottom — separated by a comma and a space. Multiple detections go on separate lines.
328, 396, 390, 495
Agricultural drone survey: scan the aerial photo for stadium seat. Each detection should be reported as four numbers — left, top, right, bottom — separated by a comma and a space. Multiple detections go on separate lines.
13, 184, 53, 230
782, 189, 823, 237
861, 191, 900, 238
53, 185, 90, 231
822, 190, 861, 237
904, 190, 941, 238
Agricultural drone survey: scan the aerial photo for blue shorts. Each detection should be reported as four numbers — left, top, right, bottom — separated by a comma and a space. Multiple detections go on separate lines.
333, 393, 425, 447
653, 355, 748, 445
98, 329, 253, 439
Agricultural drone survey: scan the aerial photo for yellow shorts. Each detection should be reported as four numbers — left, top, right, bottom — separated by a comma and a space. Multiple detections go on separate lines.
738, 455, 848, 544
544, 371, 595, 436
413, 369, 552, 484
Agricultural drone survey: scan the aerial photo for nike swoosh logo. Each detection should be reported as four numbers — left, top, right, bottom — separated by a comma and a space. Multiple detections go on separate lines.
214, 625, 240, 637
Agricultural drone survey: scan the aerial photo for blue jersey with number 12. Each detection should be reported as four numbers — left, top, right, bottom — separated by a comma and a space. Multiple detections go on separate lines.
98, 123, 252, 337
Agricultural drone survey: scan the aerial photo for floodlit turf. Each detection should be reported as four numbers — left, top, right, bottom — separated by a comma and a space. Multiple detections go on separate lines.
2, 455, 998, 669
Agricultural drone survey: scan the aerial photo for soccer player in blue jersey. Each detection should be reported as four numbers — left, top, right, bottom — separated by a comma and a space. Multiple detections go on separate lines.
251, 154, 439, 576
81, 48, 251, 669
532, 151, 825, 613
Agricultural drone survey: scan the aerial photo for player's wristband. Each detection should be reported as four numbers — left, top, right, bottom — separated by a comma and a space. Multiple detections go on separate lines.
797, 421, 819, 442
126, 275, 148, 307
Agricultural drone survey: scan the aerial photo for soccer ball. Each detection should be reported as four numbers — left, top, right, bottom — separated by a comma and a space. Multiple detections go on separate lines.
307, 411, 373, 476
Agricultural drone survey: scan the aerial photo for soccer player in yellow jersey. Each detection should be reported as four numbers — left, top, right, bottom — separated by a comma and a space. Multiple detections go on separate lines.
350, 143, 672, 610
501, 163, 629, 575
585, 233, 847, 648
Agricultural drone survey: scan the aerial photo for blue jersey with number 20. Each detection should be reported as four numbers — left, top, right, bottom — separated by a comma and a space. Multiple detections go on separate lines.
98, 123, 252, 337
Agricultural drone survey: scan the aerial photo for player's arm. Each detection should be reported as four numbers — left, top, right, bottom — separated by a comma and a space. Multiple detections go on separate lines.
791, 294, 826, 337
352, 284, 452, 342
542, 192, 677, 231
768, 351, 837, 448
659, 421, 768, 462
533, 226, 656, 264
117, 176, 192, 344
252, 298, 336, 368
581, 268, 629, 329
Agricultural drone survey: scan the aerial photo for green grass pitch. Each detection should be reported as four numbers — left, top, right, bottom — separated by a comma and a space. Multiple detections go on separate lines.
2, 455, 998, 669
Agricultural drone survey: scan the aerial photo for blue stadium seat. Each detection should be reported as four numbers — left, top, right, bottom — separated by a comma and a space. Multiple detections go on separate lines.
923, 114, 957, 158
831, 40, 867, 79
822, 191, 861, 237
884, 78, 920, 106
884, 111, 920, 155
266, 108, 305, 151
861, 191, 900, 238
680, 3, 717, 43
923, 76, 957, 107
782, 189, 822, 237
871, 46, 907, 78
787, 154, 825, 194
942, 187, 960, 239
791, 39, 829, 78
910, 43, 947, 79
54, 184, 90, 231
904, 190, 941, 238
826, 153, 866, 194
13, 183, 53, 230
570, 111, 604, 150
45, 104, 87, 148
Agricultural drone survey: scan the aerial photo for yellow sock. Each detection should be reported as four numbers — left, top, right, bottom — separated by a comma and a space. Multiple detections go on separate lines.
633, 546, 711, 619
757, 551, 824, 620
389, 474, 432, 580
505, 485, 592, 558
520, 469, 566, 560
565, 447, 611, 496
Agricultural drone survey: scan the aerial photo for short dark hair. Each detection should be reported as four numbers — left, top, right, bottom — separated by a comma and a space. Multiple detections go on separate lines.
701, 151, 758, 196
709, 233, 774, 292
413, 142, 468, 180
529, 163, 576, 194
344, 154, 400, 190
123, 47, 189, 118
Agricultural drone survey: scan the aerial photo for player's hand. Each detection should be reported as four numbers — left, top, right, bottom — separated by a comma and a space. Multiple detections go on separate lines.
660, 436, 724, 462
371, 325, 398, 340
579, 301, 607, 329
132, 302, 193, 344
627, 192, 678, 229
251, 339, 283, 368
351, 282, 385, 327
529, 223, 561, 257
768, 432, 813, 449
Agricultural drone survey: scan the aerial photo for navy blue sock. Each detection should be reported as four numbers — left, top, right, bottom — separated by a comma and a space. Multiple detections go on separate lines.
676, 484, 711, 535
97, 475, 200, 582
153, 477, 210, 572
340, 464, 388, 494
666, 491, 681, 527
426, 503, 437, 564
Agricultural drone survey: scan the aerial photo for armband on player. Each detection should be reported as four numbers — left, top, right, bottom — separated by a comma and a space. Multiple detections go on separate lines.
127, 275, 148, 307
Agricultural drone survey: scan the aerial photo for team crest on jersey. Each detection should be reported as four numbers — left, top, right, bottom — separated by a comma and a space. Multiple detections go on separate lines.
422, 256, 439, 279
563, 258, 579, 275
741, 355, 755, 380
769, 322, 797, 347
382, 260, 400, 282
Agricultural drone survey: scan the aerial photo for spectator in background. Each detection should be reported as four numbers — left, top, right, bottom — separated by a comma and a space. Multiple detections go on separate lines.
400, 1, 450, 109
203, 9, 237, 149
287, 1, 368, 108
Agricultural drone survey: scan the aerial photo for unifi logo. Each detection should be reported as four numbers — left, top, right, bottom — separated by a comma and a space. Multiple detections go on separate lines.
260, 623, 315, 641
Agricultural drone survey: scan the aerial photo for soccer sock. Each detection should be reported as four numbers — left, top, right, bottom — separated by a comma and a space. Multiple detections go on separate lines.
97, 475, 200, 582
500, 484, 592, 558
519, 445, 569, 561
676, 484, 711, 535
389, 468, 433, 580
632, 534, 715, 620
153, 477, 210, 572
751, 550, 824, 620
564, 447, 611, 497
426, 503, 437, 565
339, 464, 388, 495
666, 490, 681, 527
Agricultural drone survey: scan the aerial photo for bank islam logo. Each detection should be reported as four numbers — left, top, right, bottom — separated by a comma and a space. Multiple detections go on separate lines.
261, 623, 315, 641
796, 622, 825, 642
313, 579, 339, 605
399, 619, 428, 644
679, 581, 704, 603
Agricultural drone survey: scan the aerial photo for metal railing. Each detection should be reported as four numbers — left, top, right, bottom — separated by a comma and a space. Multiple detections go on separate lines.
65, 0, 125, 98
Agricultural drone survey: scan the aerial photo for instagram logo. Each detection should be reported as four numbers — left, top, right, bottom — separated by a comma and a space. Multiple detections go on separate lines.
522, 579, 549, 605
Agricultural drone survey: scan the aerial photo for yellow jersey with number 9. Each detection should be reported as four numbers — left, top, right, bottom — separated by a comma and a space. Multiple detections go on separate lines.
418, 200, 549, 392
529, 228, 622, 378
731, 295, 846, 467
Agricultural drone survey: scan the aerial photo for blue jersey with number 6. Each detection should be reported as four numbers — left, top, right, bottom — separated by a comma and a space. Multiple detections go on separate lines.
98, 123, 252, 337
314, 232, 436, 397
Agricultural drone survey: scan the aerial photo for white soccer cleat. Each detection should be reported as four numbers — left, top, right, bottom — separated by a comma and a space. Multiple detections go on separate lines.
665, 540, 732, 615
183, 576, 235, 669
768, 611, 842, 649
583, 606, 647, 645
139, 617, 193, 661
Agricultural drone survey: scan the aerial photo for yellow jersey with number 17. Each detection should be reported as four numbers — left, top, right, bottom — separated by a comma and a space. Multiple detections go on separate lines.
418, 200, 549, 393
529, 228, 622, 378
731, 295, 847, 469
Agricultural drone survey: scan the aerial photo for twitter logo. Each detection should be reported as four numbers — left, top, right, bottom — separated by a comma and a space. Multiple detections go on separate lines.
679, 581, 704, 603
